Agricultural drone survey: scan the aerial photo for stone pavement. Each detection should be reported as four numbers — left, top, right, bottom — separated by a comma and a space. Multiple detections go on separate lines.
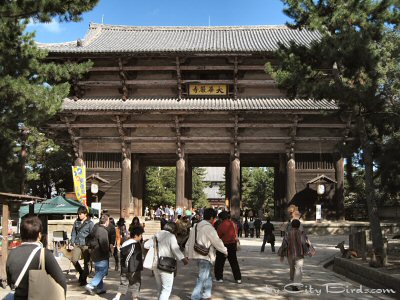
0, 234, 398, 300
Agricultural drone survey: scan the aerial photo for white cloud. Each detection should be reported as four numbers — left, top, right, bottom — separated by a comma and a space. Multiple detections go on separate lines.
27, 19, 63, 34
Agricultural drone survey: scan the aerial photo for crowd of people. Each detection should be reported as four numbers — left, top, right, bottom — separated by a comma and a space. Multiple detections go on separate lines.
5, 205, 313, 299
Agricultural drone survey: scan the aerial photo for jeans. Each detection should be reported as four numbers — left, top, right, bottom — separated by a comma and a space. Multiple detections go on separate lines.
118, 271, 141, 298
287, 256, 304, 284
90, 259, 109, 290
191, 259, 212, 300
154, 269, 174, 300
71, 245, 91, 282
214, 243, 241, 281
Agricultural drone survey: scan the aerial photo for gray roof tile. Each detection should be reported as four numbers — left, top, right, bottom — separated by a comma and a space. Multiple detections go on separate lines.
62, 97, 337, 111
38, 23, 321, 54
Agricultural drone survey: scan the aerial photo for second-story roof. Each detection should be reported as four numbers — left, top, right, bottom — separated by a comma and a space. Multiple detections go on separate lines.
38, 23, 321, 54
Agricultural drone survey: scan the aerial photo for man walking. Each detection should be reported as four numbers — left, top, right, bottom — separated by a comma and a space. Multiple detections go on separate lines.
85, 214, 110, 295
185, 208, 227, 300
70, 206, 94, 286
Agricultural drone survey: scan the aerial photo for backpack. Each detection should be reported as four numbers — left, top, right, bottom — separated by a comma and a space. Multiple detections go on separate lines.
85, 226, 98, 249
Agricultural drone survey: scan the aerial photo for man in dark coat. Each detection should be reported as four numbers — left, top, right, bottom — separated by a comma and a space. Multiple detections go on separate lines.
85, 214, 110, 295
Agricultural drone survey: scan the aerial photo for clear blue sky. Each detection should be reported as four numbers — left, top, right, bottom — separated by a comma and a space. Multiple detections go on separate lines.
28, 0, 290, 43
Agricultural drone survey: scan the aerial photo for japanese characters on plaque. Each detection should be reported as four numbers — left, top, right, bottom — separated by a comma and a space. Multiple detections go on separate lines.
188, 84, 228, 96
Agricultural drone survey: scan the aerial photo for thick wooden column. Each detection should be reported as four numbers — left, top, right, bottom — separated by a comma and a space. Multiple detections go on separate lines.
286, 156, 296, 205
1, 202, 9, 281
279, 154, 287, 220
335, 155, 345, 220
230, 157, 241, 218
132, 156, 143, 217
225, 164, 231, 204
185, 160, 193, 210
121, 157, 132, 218
176, 157, 186, 210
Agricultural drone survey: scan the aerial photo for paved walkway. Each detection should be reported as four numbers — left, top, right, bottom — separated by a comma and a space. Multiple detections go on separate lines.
0, 234, 398, 300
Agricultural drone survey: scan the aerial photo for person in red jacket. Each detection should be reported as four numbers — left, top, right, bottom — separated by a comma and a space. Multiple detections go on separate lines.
214, 211, 242, 284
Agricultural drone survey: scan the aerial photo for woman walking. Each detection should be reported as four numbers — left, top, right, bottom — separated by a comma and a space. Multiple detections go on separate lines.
144, 222, 188, 299
214, 211, 242, 284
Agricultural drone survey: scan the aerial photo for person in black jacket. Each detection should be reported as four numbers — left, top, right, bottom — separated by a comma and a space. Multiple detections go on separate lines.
112, 226, 145, 300
6, 216, 67, 300
85, 214, 110, 295
107, 217, 118, 270
261, 218, 275, 253
70, 206, 94, 285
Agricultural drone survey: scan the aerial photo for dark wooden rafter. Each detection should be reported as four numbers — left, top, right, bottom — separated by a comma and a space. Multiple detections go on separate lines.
233, 114, 239, 158
288, 114, 299, 159
118, 58, 128, 101
175, 116, 183, 158
233, 57, 239, 100
114, 115, 130, 158
176, 57, 182, 100
63, 116, 80, 158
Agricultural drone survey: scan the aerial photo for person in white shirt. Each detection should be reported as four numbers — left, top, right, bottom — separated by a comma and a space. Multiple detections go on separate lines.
185, 208, 227, 300
144, 222, 188, 300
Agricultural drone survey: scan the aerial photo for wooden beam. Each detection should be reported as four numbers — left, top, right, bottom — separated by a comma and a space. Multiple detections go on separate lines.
47, 122, 348, 129
89, 65, 266, 72
77, 79, 276, 87
1, 203, 9, 281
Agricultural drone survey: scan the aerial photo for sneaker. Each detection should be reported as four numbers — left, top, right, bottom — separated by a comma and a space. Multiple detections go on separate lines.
85, 284, 95, 295
96, 288, 107, 295
214, 279, 223, 283
236, 280, 242, 284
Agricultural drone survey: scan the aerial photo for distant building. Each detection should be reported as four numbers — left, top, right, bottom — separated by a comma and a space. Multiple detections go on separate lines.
202, 167, 225, 207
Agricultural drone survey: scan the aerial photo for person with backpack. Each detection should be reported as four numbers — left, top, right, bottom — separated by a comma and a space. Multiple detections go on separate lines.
106, 217, 117, 271
6, 216, 67, 300
85, 214, 110, 295
70, 206, 94, 286
112, 226, 145, 300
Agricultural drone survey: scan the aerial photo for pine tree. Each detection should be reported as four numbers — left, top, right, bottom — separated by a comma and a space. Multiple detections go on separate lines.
0, 0, 99, 192
267, 0, 400, 266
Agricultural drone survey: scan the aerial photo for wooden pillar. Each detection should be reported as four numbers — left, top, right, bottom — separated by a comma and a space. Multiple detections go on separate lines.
335, 155, 345, 220
185, 160, 193, 210
132, 157, 144, 217
273, 166, 279, 219
176, 157, 186, 210
279, 154, 287, 220
286, 156, 296, 205
138, 164, 144, 216
121, 157, 132, 218
1, 202, 9, 281
225, 164, 231, 206
230, 157, 241, 218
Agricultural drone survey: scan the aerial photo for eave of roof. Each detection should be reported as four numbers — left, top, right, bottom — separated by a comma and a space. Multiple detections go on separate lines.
37, 23, 321, 54
62, 97, 338, 112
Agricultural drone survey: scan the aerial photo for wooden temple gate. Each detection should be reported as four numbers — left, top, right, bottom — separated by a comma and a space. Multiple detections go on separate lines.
43, 24, 351, 219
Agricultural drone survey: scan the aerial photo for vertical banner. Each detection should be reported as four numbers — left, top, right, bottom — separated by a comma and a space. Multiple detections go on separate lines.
72, 166, 87, 207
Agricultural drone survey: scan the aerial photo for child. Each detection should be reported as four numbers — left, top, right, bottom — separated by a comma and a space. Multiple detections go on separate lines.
113, 226, 145, 300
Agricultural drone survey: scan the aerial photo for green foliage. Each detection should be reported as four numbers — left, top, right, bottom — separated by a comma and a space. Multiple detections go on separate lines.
25, 128, 74, 198
241, 167, 274, 213
0, 0, 98, 192
144, 166, 208, 209
191, 167, 209, 208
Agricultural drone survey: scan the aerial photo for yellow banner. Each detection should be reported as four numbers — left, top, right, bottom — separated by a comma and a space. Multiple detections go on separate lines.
188, 84, 228, 96
72, 166, 87, 207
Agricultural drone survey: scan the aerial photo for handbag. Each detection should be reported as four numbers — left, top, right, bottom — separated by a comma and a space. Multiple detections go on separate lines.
231, 221, 240, 251
28, 248, 65, 300
155, 237, 177, 273
193, 224, 210, 256
143, 243, 155, 269
303, 238, 316, 257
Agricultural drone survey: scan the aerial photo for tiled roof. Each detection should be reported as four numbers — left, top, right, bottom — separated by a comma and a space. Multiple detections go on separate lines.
38, 23, 321, 54
62, 97, 338, 111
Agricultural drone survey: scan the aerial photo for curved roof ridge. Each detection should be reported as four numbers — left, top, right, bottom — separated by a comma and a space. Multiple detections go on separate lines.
88, 22, 289, 31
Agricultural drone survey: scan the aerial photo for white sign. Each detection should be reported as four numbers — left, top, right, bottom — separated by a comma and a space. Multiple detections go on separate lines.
316, 204, 322, 221
91, 202, 101, 219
